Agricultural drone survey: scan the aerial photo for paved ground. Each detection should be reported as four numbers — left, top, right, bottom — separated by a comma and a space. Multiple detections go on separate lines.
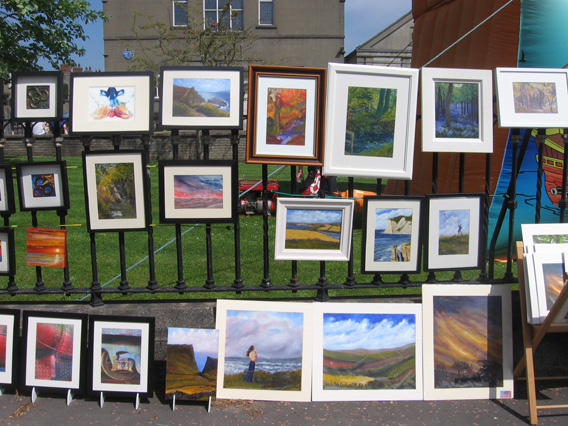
1, 382, 568, 426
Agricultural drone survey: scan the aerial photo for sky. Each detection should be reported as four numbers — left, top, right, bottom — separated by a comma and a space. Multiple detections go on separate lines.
43, 0, 413, 71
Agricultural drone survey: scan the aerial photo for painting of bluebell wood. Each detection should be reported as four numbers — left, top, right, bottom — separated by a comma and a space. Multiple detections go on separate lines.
434, 82, 479, 139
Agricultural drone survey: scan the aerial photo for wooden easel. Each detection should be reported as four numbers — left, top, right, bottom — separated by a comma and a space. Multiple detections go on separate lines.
514, 241, 568, 424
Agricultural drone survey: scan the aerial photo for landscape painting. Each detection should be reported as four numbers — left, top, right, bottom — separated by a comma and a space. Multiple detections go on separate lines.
172, 78, 230, 118
434, 82, 479, 139
100, 328, 142, 386
433, 295, 504, 390
438, 209, 470, 255
285, 208, 342, 251
216, 300, 313, 401
541, 262, 564, 310
266, 87, 307, 145
95, 162, 136, 220
373, 208, 413, 263
166, 328, 219, 401
89, 86, 135, 121
312, 303, 423, 401
26, 227, 67, 268
174, 174, 223, 210
513, 82, 558, 114
26, 85, 50, 110
345, 86, 397, 157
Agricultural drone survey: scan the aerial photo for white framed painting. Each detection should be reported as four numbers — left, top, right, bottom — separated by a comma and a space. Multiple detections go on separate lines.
421, 67, 493, 153
422, 284, 514, 401
323, 63, 419, 179
215, 299, 314, 402
312, 302, 423, 401
521, 223, 568, 253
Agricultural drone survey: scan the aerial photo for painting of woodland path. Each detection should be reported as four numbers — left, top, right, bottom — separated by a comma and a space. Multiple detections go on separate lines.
513, 82, 558, 114
433, 296, 504, 389
322, 313, 417, 390
345, 86, 397, 157
266, 88, 307, 145
95, 163, 136, 220
435, 82, 479, 139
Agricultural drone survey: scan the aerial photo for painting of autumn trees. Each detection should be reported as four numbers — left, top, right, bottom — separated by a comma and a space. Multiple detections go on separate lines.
345, 86, 397, 157
266, 88, 307, 145
513, 82, 558, 114
434, 82, 480, 139
95, 163, 137, 220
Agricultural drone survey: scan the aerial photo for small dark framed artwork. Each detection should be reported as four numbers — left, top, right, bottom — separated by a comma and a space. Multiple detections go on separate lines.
160, 66, 244, 130
0, 165, 16, 215
158, 160, 238, 224
22, 311, 88, 392
0, 308, 20, 389
88, 315, 155, 398
0, 228, 16, 276
82, 150, 150, 232
15, 161, 69, 211
11, 71, 63, 121
424, 193, 484, 271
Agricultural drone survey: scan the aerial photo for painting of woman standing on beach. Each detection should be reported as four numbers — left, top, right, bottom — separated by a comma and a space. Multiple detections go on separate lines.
216, 300, 314, 402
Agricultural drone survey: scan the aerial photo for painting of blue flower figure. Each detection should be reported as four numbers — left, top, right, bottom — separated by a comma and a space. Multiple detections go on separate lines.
434, 82, 480, 139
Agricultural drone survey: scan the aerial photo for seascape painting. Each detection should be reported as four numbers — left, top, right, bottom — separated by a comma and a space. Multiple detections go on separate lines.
166, 328, 219, 401
266, 87, 307, 145
31, 174, 56, 198
438, 209, 470, 255
89, 86, 135, 121
222, 309, 304, 391
174, 174, 223, 210
433, 295, 504, 389
100, 328, 142, 386
172, 78, 230, 118
345, 86, 397, 157
322, 312, 417, 391
26, 85, 50, 110
95, 162, 136, 220
285, 208, 342, 250
26, 228, 67, 268
434, 82, 479, 139
513, 82, 558, 114
373, 208, 412, 263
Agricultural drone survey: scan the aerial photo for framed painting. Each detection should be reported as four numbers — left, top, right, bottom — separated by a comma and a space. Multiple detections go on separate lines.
88, 315, 155, 397
323, 63, 419, 179
529, 251, 568, 324
421, 67, 493, 153
246, 65, 326, 166
0, 309, 20, 388
165, 328, 219, 401
422, 284, 514, 400
160, 66, 244, 130
22, 311, 87, 392
521, 223, 568, 253
215, 299, 314, 402
312, 302, 423, 402
495, 67, 568, 128
11, 71, 63, 121
424, 194, 484, 271
26, 228, 67, 268
15, 161, 69, 211
0, 165, 16, 215
82, 150, 150, 232
158, 160, 237, 224
274, 197, 354, 261
361, 196, 423, 274
70, 72, 154, 135
0, 228, 15, 276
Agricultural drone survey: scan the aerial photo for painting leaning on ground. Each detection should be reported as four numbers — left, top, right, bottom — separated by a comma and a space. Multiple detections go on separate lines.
434, 82, 480, 139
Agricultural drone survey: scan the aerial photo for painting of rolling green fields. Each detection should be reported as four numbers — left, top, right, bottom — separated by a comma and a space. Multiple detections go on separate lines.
285, 209, 342, 250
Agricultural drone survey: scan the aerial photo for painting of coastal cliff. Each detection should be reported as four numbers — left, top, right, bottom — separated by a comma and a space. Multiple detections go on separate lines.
172, 78, 230, 118
165, 328, 219, 401
312, 303, 423, 401
362, 198, 422, 273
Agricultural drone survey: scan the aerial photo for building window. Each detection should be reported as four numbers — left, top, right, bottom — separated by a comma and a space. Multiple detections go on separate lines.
173, 1, 189, 27
259, 0, 273, 26
204, 0, 243, 31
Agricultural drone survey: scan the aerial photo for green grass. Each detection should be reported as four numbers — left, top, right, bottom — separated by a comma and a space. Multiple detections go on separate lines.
0, 157, 516, 303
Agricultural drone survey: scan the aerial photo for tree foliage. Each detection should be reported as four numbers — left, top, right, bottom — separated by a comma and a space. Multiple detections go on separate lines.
126, 0, 258, 76
0, 0, 105, 80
